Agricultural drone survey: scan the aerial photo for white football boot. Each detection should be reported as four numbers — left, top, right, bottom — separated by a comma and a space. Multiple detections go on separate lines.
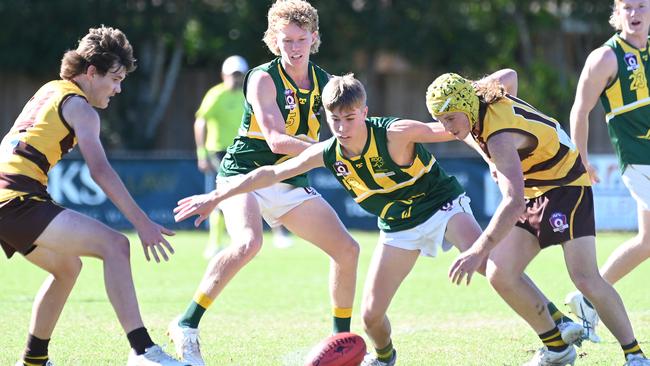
126, 345, 189, 366
557, 321, 584, 347
361, 350, 397, 366
625, 354, 650, 366
565, 291, 601, 343
523, 346, 576, 366
167, 316, 205, 366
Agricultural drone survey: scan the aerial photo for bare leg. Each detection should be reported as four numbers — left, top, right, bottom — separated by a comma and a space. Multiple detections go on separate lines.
196, 193, 264, 299
34, 209, 143, 333
446, 213, 555, 306
563, 236, 635, 345
601, 208, 650, 284
24, 247, 82, 339
486, 227, 555, 334
361, 244, 418, 349
280, 196, 359, 310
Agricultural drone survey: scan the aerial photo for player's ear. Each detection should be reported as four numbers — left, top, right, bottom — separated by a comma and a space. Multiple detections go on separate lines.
86, 65, 98, 78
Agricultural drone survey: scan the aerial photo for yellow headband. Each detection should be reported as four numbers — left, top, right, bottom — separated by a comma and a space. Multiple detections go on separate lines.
425, 73, 479, 127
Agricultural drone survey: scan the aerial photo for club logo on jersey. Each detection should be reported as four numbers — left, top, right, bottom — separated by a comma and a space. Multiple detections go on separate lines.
369, 156, 388, 173
333, 161, 350, 176
303, 187, 318, 196
549, 212, 569, 233
440, 201, 454, 211
624, 53, 639, 71
312, 94, 322, 115
637, 129, 650, 140
284, 89, 297, 110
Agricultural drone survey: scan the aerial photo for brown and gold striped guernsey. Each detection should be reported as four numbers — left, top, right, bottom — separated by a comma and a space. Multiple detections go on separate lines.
472, 95, 591, 198
0, 80, 85, 202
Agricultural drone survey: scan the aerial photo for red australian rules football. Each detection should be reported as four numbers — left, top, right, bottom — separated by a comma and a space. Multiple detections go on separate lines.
304, 332, 366, 366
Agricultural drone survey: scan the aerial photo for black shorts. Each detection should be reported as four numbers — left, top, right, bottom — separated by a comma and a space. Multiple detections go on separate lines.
516, 186, 595, 249
0, 195, 64, 258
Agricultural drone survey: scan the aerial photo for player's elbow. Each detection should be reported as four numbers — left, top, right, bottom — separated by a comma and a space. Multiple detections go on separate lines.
506, 196, 526, 215
266, 135, 289, 155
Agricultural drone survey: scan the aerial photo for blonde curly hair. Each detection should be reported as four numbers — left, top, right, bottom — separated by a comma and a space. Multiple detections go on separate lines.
262, 0, 321, 56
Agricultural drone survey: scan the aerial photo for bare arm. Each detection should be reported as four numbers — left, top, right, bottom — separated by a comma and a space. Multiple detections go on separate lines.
448, 131, 526, 285
480, 68, 518, 96
193, 117, 212, 172
570, 47, 617, 183
247, 70, 313, 155
475, 132, 527, 254
64, 96, 175, 262
174, 141, 327, 226
387, 119, 456, 144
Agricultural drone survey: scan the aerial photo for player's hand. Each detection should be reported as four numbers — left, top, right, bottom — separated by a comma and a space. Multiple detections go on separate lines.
136, 220, 176, 263
173, 193, 219, 227
197, 158, 214, 173
448, 247, 487, 286
585, 161, 600, 184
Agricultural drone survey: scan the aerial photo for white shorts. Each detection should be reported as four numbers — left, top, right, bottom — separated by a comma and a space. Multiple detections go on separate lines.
379, 194, 473, 257
622, 164, 650, 211
217, 175, 321, 227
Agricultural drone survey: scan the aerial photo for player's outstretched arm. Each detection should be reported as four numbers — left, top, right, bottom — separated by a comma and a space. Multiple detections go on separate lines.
64, 96, 175, 262
174, 141, 327, 226
570, 47, 616, 184
387, 119, 456, 144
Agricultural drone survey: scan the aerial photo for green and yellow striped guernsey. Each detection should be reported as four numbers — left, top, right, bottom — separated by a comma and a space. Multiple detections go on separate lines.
219, 58, 329, 187
600, 34, 650, 171
322, 117, 464, 232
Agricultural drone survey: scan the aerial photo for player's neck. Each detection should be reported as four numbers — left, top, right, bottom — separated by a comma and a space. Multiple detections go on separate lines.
620, 31, 649, 49
282, 61, 310, 89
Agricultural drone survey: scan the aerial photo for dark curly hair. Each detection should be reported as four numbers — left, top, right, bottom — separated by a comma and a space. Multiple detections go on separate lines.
60, 25, 136, 80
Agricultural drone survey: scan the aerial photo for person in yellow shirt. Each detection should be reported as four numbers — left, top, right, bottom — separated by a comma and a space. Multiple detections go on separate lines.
194, 55, 248, 257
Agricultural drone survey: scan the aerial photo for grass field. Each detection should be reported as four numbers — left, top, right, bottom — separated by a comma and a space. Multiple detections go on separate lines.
1, 231, 649, 365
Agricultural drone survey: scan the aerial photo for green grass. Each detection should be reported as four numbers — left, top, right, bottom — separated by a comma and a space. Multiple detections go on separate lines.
1, 231, 649, 365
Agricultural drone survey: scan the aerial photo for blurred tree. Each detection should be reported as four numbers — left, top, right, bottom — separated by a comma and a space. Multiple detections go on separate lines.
0, 0, 615, 148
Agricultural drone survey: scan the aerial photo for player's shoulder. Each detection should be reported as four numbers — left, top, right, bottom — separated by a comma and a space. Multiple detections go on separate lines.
61, 95, 98, 130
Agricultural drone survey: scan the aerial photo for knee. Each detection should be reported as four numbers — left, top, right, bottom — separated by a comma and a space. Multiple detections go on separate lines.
637, 233, 650, 257
334, 239, 360, 268
571, 272, 603, 297
486, 265, 517, 293
361, 302, 383, 330
101, 233, 130, 262
52, 257, 83, 282
232, 236, 263, 262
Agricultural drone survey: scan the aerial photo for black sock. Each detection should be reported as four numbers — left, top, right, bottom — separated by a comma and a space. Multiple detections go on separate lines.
23, 334, 50, 365
126, 327, 155, 355
622, 339, 645, 360
539, 327, 568, 353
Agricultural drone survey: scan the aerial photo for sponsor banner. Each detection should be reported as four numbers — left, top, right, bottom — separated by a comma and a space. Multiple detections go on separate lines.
48, 159, 204, 230
589, 154, 637, 231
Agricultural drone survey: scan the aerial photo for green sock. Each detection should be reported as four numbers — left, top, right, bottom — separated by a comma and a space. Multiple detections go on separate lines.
179, 301, 207, 329
179, 292, 213, 328
547, 302, 573, 325
376, 340, 395, 363
332, 307, 352, 333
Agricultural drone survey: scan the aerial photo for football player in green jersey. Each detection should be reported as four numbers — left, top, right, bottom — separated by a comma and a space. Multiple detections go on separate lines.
567, 0, 650, 352
173, 73, 578, 366
167, 2, 360, 365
